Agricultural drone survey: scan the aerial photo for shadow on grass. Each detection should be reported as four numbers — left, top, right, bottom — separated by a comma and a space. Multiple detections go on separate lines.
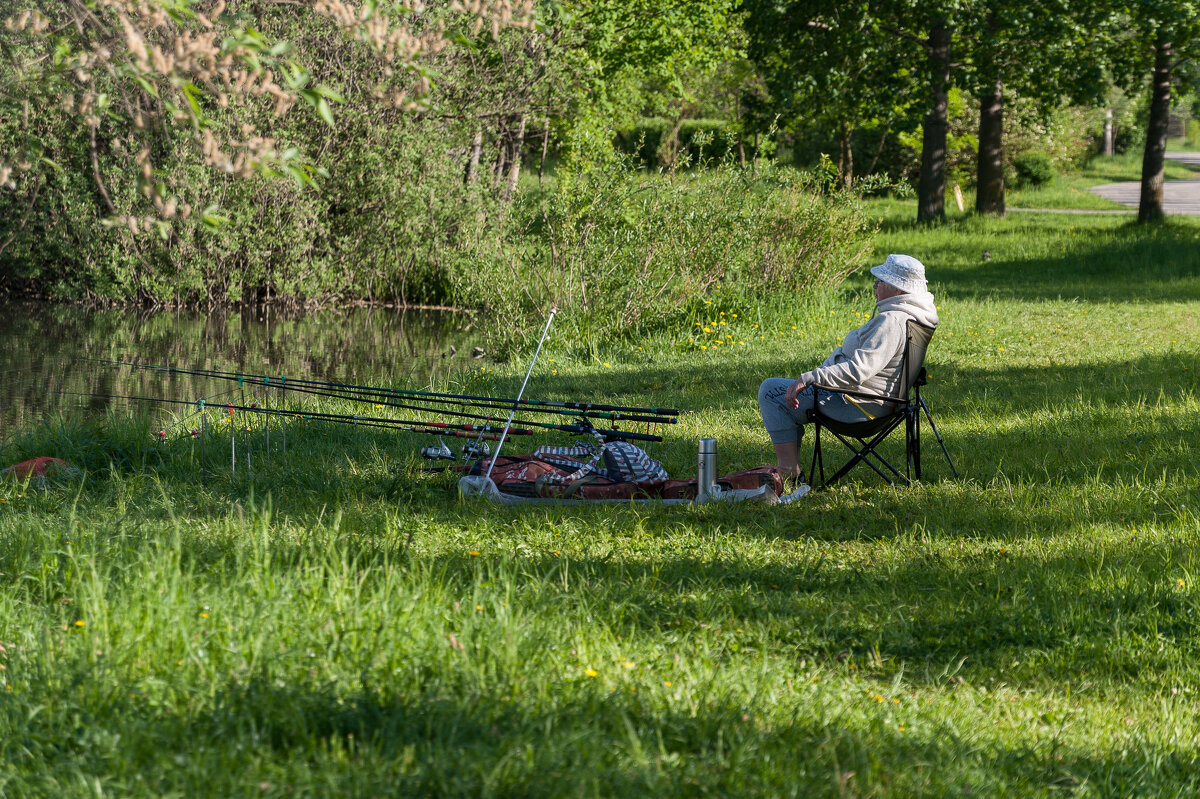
6, 344, 1195, 546
876, 215, 1200, 304
10, 638, 1200, 796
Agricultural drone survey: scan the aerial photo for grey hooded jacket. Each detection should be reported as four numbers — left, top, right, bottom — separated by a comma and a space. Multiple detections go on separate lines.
798, 291, 939, 417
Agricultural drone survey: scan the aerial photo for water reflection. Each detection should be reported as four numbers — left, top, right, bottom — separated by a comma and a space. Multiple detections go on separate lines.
0, 302, 482, 435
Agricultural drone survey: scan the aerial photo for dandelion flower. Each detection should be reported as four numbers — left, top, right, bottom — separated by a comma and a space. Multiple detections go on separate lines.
476, 604, 483, 611
74, 620, 85, 628
1179, 579, 1186, 587
199, 613, 210, 619
586, 668, 598, 677
469, 551, 481, 556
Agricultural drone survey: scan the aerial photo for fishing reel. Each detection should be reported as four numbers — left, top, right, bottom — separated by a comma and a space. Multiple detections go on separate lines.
420, 438, 455, 461
462, 441, 491, 460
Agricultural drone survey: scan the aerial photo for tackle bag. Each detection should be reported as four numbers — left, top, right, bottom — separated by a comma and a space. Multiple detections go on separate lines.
470, 454, 782, 502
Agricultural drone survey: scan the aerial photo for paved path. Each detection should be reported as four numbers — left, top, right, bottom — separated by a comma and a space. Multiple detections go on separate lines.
1086, 152, 1200, 215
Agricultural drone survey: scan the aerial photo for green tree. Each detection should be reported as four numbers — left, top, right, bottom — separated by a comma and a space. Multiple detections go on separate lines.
0, 0, 534, 236
1122, 0, 1200, 222
962, 1, 1110, 216
743, 1, 920, 188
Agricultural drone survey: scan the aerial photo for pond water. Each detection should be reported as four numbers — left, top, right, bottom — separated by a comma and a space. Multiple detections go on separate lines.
0, 302, 484, 437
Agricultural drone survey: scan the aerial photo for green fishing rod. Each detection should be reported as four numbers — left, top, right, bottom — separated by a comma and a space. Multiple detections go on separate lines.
87, 359, 682, 418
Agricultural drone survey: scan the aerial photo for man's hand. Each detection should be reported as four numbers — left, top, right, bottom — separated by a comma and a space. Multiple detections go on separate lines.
784, 378, 807, 410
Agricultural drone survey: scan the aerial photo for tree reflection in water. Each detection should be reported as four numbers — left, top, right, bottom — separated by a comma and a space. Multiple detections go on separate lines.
0, 302, 480, 434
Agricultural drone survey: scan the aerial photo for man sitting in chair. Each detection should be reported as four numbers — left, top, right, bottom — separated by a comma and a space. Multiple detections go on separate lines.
758, 253, 939, 482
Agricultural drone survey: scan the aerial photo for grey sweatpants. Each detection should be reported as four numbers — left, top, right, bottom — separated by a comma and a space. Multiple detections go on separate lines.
758, 378, 870, 445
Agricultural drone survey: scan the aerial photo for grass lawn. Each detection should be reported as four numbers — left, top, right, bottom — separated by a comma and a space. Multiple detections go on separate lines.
876, 151, 1200, 215
2, 204, 1200, 796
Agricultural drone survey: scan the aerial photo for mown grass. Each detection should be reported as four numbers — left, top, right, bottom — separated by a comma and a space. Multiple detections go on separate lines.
2, 205, 1200, 796
874, 150, 1200, 215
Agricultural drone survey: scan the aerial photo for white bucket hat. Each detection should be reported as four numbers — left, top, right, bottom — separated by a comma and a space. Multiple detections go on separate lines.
870, 254, 927, 294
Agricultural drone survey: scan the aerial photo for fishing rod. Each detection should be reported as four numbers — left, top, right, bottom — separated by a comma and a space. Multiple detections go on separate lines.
63, 392, 661, 441
142, 371, 677, 427
275, 381, 675, 425
60, 392, 537, 437
488, 306, 556, 482
85, 359, 681, 417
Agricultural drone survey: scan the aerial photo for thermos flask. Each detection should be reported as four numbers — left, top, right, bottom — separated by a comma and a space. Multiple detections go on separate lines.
697, 438, 717, 502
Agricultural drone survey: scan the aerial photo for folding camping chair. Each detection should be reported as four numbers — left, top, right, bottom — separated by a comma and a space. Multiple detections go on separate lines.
806, 320, 958, 489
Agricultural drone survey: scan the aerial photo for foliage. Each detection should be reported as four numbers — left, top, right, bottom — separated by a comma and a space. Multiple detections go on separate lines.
614, 117, 756, 168
742, 0, 923, 187
0, 0, 751, 308
1010, 150, 1055, 187
0, 0, 534, 226
451, 145, 880, 356
886, 91, 1101, 189
546, 0, 743, 128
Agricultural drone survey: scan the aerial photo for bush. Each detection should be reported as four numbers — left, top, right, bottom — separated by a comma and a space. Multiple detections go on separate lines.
1186, 119, 1200, 149
452, 142, 879, 355
615, 117, 752, 168
1012, 151, 1055, 187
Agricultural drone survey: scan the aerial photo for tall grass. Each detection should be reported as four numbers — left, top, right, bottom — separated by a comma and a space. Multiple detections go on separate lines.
2, 206, 1200, 796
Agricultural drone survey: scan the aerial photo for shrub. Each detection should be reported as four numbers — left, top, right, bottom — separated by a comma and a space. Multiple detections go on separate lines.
451, 144, 879, 355
615, 118, 751, 168
1186, 119, 1200, 149
1012, 151, 1055, 188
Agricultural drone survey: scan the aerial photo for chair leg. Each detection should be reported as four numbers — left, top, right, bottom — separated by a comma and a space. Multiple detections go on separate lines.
810, 424, 826, 488
919, 397, 959, 478
822, 424, 907, 488
912, 408, 922, 481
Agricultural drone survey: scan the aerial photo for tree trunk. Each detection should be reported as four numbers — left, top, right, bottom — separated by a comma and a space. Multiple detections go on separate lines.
503, 113, 527, 201
837, 120, 853, 189
917, 16, 951, 224
1103, 108, 1114, 157
1139, 39, 1172, 223
494, 118, 510, 181
538, 118, 550, 188
865, 129, 888, 175
464, 127, 483, 185
976, 76, 1005, 216
734, 95, 744, 169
